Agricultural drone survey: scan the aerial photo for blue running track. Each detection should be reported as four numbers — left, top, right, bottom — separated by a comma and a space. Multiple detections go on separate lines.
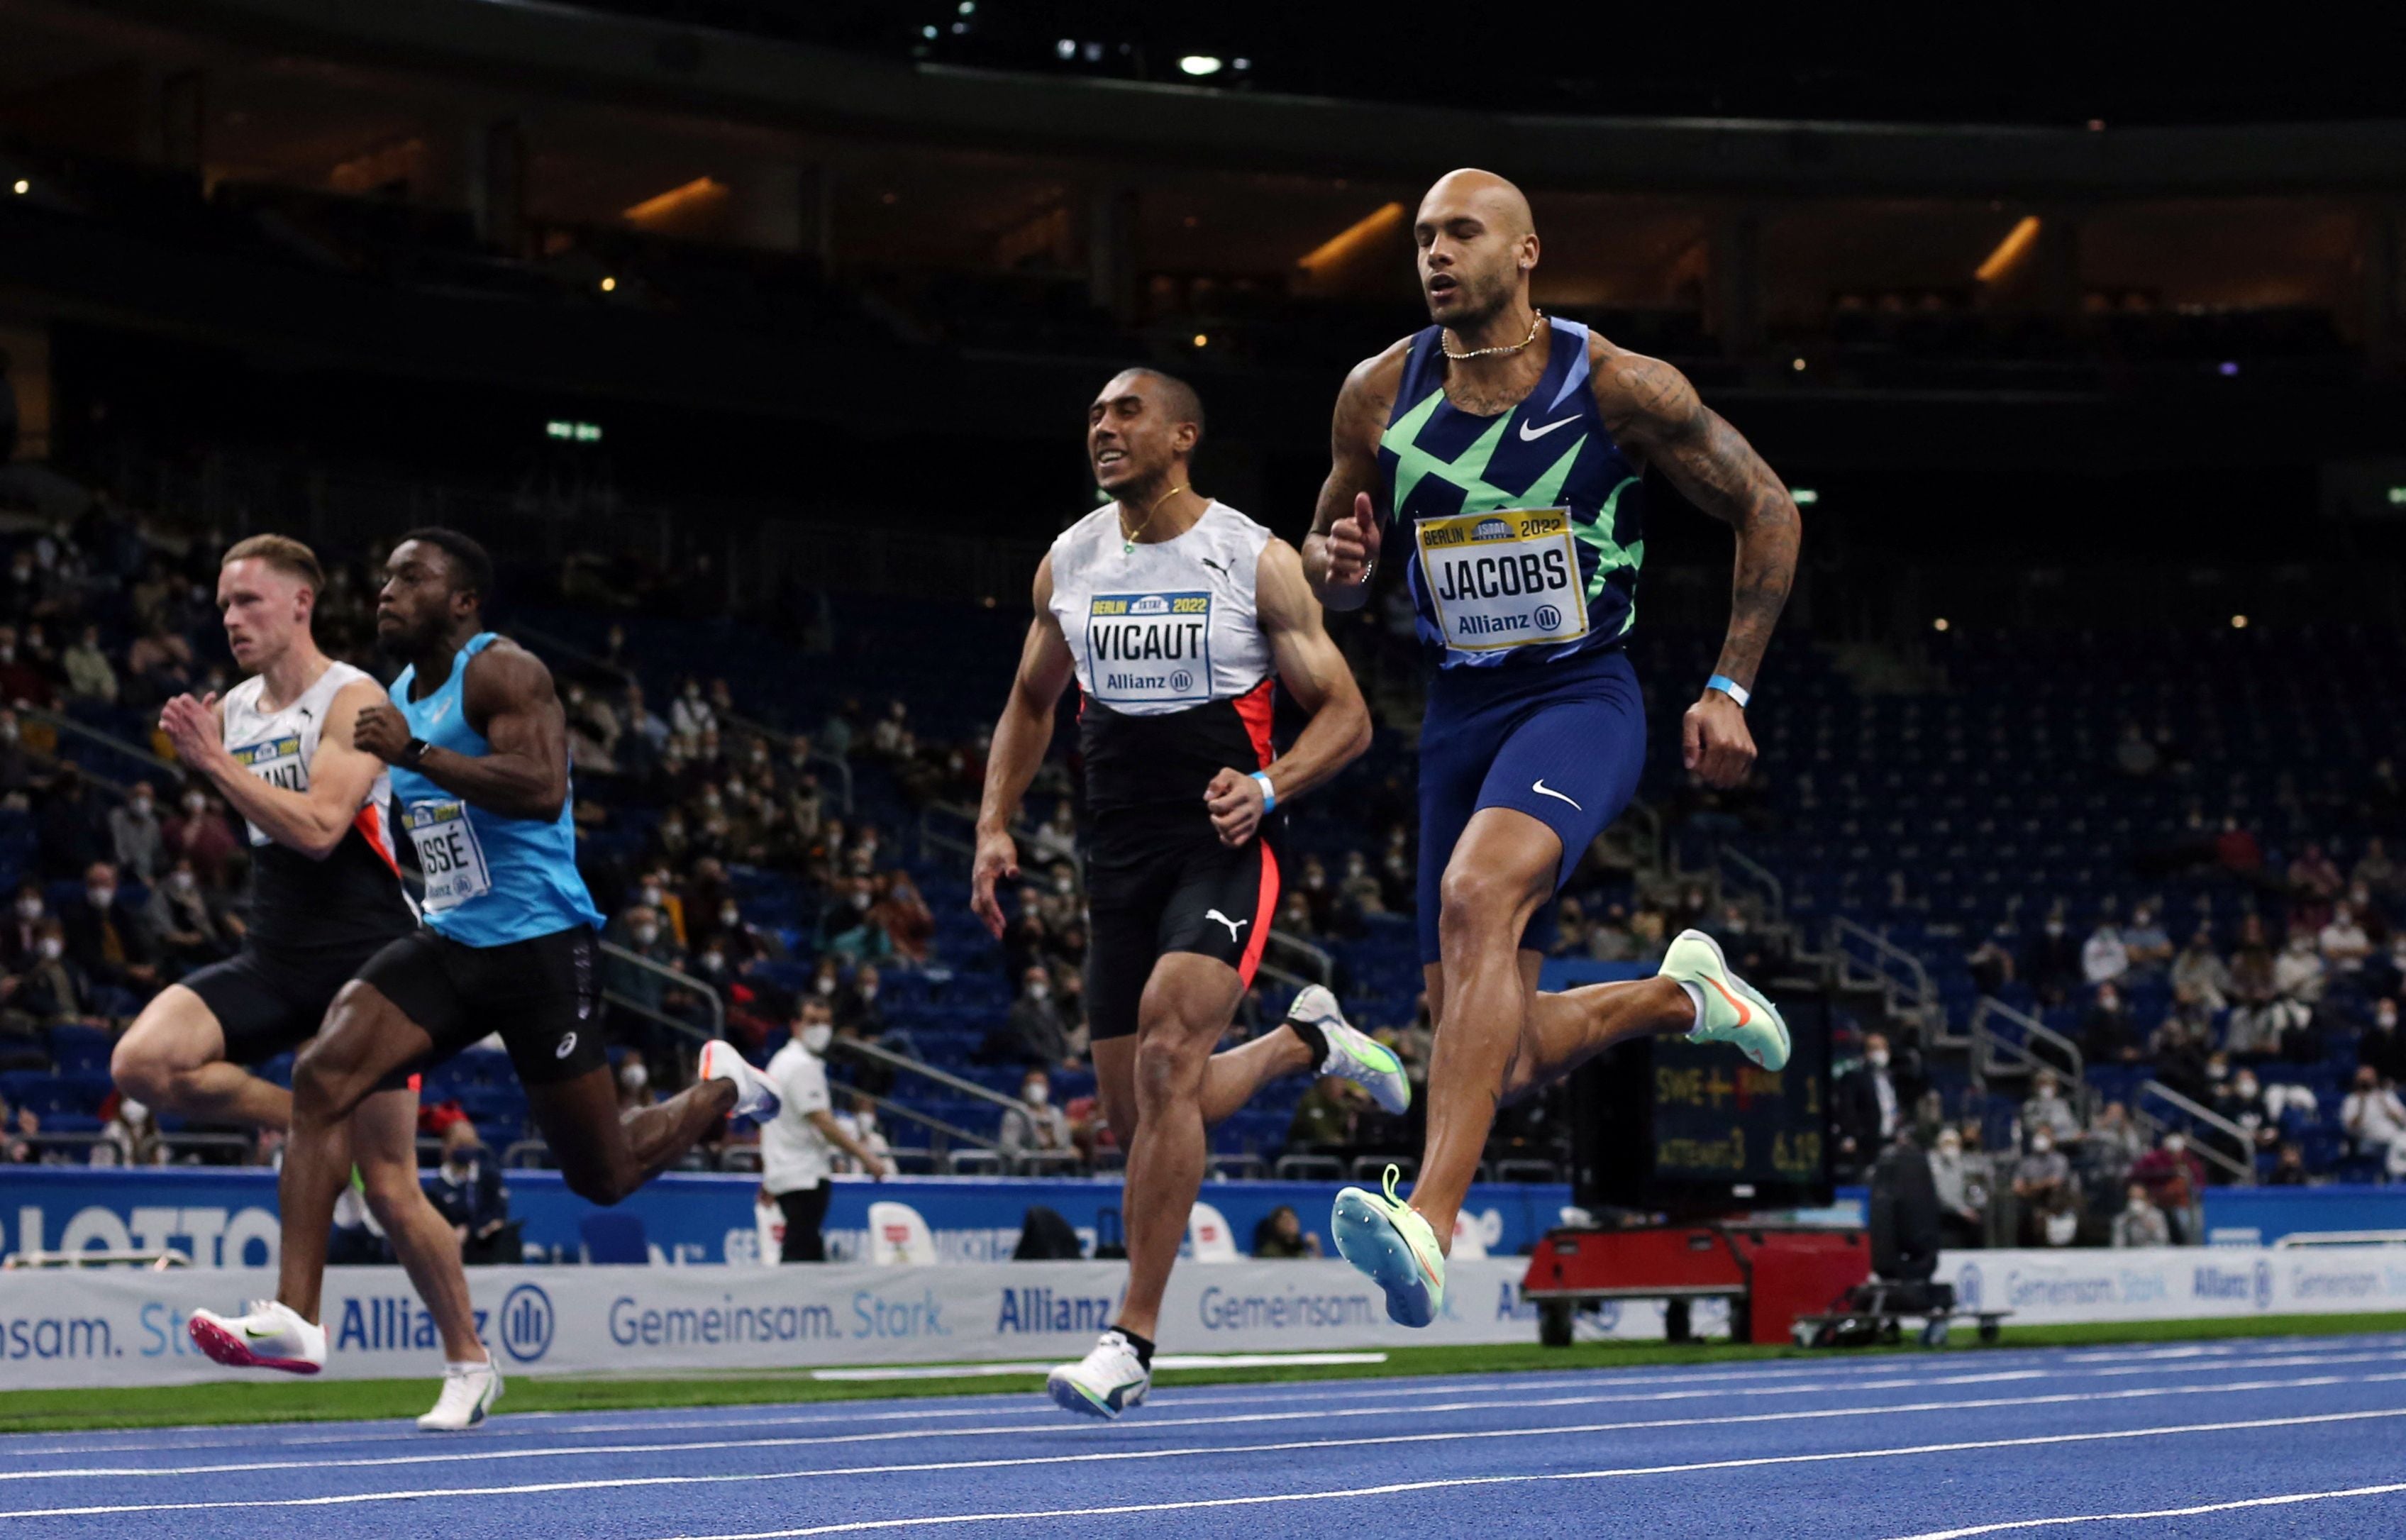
6, 1333, 2406, 1538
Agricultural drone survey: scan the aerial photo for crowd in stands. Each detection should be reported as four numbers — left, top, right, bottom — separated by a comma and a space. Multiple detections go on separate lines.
9, 473, 2406, 1249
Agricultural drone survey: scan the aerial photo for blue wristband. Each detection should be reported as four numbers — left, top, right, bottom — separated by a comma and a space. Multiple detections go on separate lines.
1251, 770, 1277, 813
1706, 675, 1751, 709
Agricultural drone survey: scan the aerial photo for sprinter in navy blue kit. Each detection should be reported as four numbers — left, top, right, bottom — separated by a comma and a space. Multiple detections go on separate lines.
1304, 170, 1804, 1328
189, 529, 781, 1379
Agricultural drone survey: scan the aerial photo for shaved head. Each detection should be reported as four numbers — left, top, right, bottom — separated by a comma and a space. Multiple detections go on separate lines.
1109, 368, 1205, 442
1412, 169, 1540, 333
1419, 168, 1535, 241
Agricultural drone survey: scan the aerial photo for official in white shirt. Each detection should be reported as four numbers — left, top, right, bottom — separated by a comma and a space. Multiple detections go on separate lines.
760, 999, 891, 1261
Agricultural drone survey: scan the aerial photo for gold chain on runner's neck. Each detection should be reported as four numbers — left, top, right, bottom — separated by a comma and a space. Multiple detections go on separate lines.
1119, 483, 1190, 555
1442, 309, 1544, 362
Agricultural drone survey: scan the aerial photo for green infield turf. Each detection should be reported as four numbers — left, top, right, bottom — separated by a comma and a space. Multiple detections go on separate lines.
3, 1311, 2402, 1434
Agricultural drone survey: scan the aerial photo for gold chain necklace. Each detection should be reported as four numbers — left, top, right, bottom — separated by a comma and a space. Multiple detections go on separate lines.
1442, 308, 1544, 361
1119, 484, 1190, 555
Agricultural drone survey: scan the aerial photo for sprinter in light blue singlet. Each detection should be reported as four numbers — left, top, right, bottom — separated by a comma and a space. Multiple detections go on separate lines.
387, 630, 603, 946
1306, 171, 1804, 1331
209, 528, 789, 1376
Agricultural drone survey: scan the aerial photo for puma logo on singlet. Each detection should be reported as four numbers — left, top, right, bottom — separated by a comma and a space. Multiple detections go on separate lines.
1205, 909, 1249, 943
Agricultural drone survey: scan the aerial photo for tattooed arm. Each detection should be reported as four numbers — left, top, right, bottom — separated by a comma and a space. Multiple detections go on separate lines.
1302, 342, 1409, 611
1592, 343, 1802, 788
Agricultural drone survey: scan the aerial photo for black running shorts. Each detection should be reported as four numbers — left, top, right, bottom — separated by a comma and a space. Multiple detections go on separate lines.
1082, 817, 1282, 1043
357, 924, 607, 1087
183, 936, 414, 1092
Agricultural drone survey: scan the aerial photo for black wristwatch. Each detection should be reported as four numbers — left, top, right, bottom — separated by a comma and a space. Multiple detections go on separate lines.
399, 736, 431, 770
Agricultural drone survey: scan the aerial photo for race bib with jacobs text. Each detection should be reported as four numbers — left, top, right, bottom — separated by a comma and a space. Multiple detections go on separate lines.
1082, 590, 1214, 708
400, 799, 493, 912
1414, 508, 1588, 654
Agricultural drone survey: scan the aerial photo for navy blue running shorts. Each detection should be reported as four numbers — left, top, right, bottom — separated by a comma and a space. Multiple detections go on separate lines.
1413, 647, 1646, 965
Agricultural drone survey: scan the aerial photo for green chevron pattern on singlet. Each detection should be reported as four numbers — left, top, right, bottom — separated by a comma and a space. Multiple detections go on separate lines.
1581, 473, 1643, 637
1383, 387, 1645, 630
1382, 387, 1584, 513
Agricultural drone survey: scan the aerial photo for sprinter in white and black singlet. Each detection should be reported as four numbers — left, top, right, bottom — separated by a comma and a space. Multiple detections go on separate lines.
113, 534, 501, 1431
972, 369, 1411, 1420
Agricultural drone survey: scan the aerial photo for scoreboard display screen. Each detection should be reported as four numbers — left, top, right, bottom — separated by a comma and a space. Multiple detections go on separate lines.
1568, 985, 1834, 1216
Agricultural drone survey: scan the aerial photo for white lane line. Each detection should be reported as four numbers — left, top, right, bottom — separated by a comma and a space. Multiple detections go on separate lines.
4, 1372, 2400, 1521
14, 1347, 2406, 1485
12, 1336, 2400, 1463
645, 1407, 2406, 1540
1885, 1481, 2406, 1539
16, 1350, 2400, 1485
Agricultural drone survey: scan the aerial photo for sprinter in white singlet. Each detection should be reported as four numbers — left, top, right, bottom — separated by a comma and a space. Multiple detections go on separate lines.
972, 369, 1408, 1419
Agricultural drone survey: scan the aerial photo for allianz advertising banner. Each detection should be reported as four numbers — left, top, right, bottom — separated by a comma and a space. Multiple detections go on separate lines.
0, 1168, 1573, 1269
0, 1258, 1562, 1390
1936, 1246, 2406, 1325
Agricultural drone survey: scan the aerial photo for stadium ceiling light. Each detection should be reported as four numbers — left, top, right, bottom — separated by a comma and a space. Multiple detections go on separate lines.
1298, 201, 1406, 277
1193, 333, 1209, 347
1180, 55, 1225, 76
1787, 487, 1820, 505
599, 276, 616, 292
2231, 614, 2249, 629
9, 179, 25, 194
1975, 215, 2042, 283
1056, 38, 1075, 58
1932, 617, 1950, 632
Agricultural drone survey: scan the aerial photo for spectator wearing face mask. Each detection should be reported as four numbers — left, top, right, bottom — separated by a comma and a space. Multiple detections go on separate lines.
2020, 1071, 2081, 1148
2023, 911, 2083, 1006
2361, 998, 2406, 1085
1000, 1069, 1077, 1173
1009, 964, 1078, 1069
427, 1120, 515, 1265
818, 876, 892, 960
2213, 1065, 2279, 1156
2341, 1067, 2406, 1176
2122, 905, 2173, 978
2266, 1143, 2310, 1185
2012, 1126, 2080, 1246
92, 1094, 162, 1168
1929, 1126, 1988, 1249
0, 881, 45, 969
2273, 928, 2328, 1004
838, 963, 886, 1037
832, 1091, 892, 1176
162, 787, 240, 892
60, 624, 118, 704
61, 860, 156, 994
2170, 928, 2232, 1014
1833, 1032, 1902, 1176
0, 707, 59, 805
2320, 903, 2374, 973
144, 858, 234, 970
2110, 1182, 2171, 1248
2131, 1131, 2208, 1240
2082, 921, 2129, 987
760, 1002, 892, 1262
0, 919, 93, 1028
0, 624, 55, 707
2080, 982, 2140, 1064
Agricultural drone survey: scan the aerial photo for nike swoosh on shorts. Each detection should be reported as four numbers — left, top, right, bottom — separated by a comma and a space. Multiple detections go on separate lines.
1531, 779, 1582, 811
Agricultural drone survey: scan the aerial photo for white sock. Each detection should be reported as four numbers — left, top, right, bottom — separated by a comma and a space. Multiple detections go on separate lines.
1675, 979, 1706, 1029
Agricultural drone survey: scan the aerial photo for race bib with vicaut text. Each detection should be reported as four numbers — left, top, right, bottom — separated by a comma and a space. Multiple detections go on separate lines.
1083, 590, 1214, 707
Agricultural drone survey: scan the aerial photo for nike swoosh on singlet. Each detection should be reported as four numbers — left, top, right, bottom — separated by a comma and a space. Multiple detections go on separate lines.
1518, 416, 1580, 442
1531, 779, 1582, 811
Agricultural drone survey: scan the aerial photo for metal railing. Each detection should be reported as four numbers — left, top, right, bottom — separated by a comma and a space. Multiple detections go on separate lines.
21, 704, 182, 782
1717, 844, 1786, 929
1966, 996, 2090, 1121
597, 939, 726, 1041
1263, 929, 1334, 989
2134, 1079, 2258, 1186
506, 621, 853, 812
1830, 916, 1941, 1032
